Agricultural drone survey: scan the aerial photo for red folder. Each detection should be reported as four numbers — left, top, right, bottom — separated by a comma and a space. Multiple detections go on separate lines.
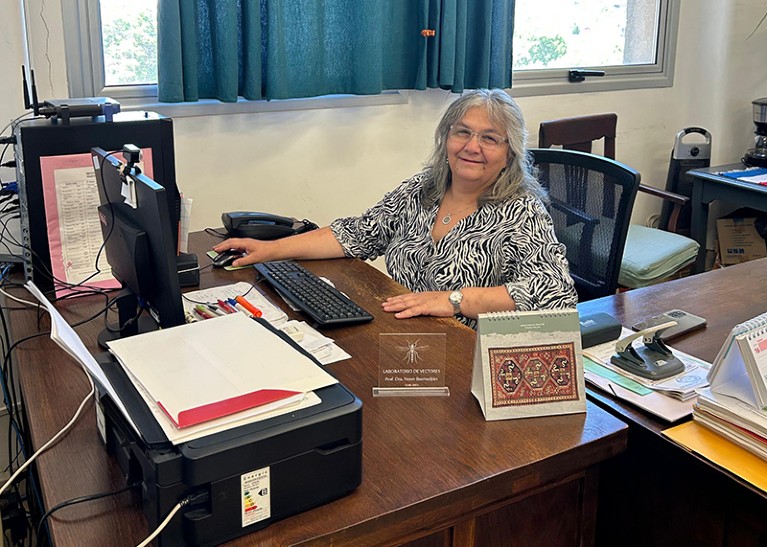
157, 388, 301, 429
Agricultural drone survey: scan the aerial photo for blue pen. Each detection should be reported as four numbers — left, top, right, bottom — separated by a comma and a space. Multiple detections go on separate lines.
228, 298, 253, 317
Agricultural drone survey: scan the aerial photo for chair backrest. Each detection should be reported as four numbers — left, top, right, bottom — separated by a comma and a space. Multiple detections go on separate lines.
538, 113, 617, 159
530, 148, 640, 302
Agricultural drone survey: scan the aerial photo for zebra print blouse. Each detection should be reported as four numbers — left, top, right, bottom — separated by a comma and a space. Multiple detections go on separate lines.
330, 172, 577, 325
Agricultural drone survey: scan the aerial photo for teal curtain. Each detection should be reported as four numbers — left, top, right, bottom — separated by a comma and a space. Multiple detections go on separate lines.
158, 0, 515, 103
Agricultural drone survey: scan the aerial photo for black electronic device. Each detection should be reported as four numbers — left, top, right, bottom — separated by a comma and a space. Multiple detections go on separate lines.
96, 320, 362, 547
611, 321, 685, 380
22, 66, 121, 124
255, 261, 373, 327
579, 312, 622, 348
92, 146, 185, 345
177, 252, 200, 287
632, 309, 707, 341
211, 250, 242, 268
222, 211, 318, 240
14, 111, 180, 295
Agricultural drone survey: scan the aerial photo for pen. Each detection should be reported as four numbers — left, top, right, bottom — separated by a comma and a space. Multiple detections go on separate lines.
191, 308, 209, 321
233, 302, 254, 317
217, 299, 237, 314
205, 303, 226, 317
235, 296, 263, 318
227, 298, 250, 317
194, 305, 215, 320
185, 311, 199, 323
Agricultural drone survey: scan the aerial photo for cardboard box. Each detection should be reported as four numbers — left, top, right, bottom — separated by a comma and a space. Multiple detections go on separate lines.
717, 212, 767, 265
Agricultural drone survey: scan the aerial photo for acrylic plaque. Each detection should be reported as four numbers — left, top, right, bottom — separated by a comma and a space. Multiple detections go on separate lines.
374, 333, 448, 397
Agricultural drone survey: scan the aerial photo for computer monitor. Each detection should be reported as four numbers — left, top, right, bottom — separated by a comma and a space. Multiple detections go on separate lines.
92, 146, 185, 345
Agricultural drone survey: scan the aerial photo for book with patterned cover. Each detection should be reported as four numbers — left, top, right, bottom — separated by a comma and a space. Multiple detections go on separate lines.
471, 308, 586, 420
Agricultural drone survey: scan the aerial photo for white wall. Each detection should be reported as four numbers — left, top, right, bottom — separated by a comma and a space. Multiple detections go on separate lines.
4, 1, 767, 233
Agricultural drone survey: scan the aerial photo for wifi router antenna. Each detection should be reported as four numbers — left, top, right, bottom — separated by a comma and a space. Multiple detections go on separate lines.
29, 67, 40, 117
21, 65, 31, 110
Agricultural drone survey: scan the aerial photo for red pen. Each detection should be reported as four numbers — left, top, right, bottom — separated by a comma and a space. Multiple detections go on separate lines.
193, 305, 214, 320
217, 299, 237, 314
235, 296, 263, 318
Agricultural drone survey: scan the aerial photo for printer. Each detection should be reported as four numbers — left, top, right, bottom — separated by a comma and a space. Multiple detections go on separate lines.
96, 342, 362, 546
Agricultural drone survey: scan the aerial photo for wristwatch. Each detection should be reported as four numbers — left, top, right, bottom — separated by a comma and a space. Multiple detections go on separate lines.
448, 290, 464, 316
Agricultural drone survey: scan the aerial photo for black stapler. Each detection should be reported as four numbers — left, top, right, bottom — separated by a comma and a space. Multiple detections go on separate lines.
610, 320, 685, 380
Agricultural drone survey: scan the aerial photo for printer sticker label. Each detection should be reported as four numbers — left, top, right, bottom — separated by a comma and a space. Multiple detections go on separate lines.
241, 467, 271, 527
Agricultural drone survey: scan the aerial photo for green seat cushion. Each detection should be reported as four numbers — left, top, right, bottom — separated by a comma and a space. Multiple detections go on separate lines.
619, 224, 700, 288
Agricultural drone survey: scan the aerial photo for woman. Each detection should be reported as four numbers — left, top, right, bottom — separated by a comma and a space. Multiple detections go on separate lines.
214, 89, 577, 325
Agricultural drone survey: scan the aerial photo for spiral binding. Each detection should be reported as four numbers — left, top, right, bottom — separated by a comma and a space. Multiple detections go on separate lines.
736, 312, 767, 337
483, 310, 573, 320
744, 324, 767, 340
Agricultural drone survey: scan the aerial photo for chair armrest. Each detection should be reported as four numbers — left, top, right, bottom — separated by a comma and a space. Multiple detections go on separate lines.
549, 196, 600, 226
637, 184, 689, 233
638, 184, 689, 206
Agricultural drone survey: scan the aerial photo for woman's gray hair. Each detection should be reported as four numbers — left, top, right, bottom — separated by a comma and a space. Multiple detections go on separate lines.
422, 88, 546, 207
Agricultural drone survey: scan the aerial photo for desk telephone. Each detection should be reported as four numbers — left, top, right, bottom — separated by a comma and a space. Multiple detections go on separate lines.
222, 211, 318, 240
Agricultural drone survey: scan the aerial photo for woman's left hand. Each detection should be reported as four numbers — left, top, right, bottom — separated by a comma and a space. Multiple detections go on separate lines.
382, 292, 454, 319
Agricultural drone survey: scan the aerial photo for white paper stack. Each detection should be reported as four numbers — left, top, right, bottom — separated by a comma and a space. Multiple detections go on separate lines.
691, 311, 767, 460
107, 313, 338, 444
695, 388, 767, 460
182, 282, 288, 326
583, 327, 711, 401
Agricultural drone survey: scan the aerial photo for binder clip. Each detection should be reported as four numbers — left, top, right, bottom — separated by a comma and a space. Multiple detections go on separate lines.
610, 321, 685, 380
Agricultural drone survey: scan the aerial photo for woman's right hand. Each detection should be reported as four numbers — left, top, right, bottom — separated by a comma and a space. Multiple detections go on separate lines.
213, 227, 344, 267
212, 238, 275, 267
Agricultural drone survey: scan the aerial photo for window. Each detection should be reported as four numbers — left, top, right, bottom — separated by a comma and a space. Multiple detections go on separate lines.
61, 0, 679, 113
100, 0, 157, 87
511, 0, 679, 96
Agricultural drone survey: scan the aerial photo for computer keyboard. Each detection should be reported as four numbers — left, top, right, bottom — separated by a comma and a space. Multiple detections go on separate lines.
254, 261, 373, 327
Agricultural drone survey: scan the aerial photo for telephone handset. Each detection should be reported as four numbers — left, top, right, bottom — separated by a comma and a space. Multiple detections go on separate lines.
221, 211, 319, 240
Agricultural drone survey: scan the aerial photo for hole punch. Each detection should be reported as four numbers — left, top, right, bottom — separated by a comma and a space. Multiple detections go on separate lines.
611, 321, 685, 380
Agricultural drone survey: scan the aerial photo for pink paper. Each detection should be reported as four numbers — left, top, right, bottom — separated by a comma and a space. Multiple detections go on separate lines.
39, 149, 154, 297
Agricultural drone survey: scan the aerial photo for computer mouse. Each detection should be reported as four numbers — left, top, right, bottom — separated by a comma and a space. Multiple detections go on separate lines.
211, 250, 242, 268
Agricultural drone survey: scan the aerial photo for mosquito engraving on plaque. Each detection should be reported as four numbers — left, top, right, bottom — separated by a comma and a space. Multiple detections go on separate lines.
398, 339, 429, 364
377, 333, 448, 396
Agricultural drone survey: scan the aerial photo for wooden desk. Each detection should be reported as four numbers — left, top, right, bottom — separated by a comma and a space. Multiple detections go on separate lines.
579, 258, 767, 546
688, 163, 767, 273
13, 231, 627, 546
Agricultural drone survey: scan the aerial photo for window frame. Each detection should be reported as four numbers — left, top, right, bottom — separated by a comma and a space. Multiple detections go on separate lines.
61, 0, 679, 117
509, 0, 680, 97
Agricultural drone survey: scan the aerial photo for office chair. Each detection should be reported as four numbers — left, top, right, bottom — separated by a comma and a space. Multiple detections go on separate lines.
529, 148, 640, 302
538, 113, 700, 289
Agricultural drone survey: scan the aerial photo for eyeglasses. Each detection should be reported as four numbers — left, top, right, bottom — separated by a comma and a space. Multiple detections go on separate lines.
448, 125, 509, 148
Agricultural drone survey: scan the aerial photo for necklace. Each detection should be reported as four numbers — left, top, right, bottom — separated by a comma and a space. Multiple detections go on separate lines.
441, 203, 476, 225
